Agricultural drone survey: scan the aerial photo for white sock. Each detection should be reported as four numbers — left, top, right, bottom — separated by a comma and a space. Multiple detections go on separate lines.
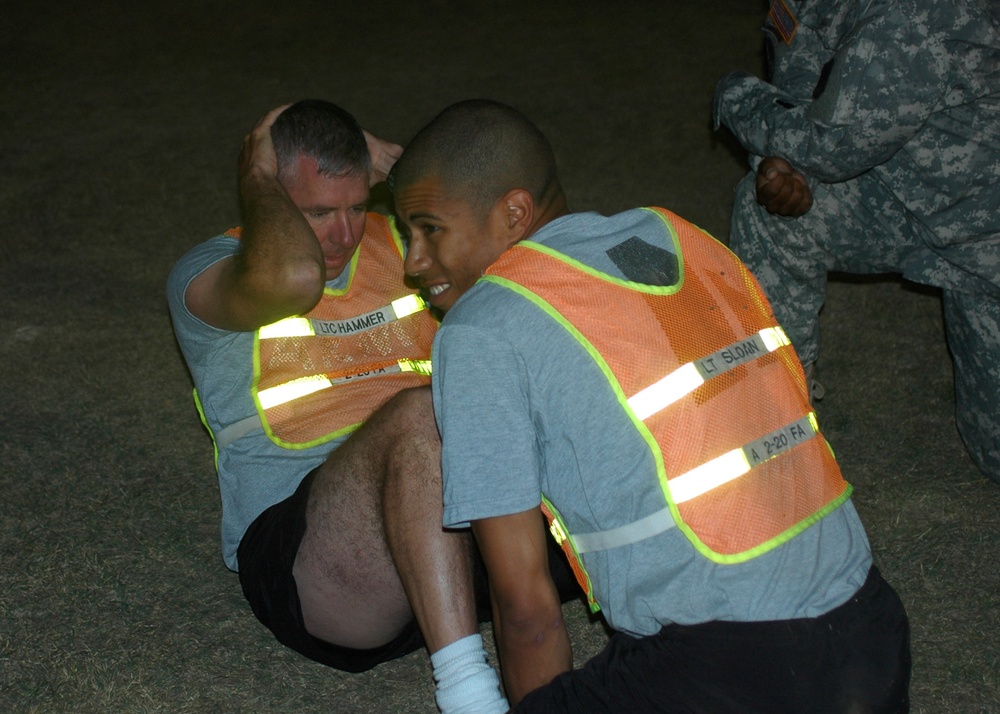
430, 634, 508, 714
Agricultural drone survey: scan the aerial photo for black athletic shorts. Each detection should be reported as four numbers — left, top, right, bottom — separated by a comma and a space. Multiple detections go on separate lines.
515, 564, 911, 713
237, 466, 580, 673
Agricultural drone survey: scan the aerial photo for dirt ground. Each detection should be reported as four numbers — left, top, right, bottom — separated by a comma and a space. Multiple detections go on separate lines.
2, 1, 997, 712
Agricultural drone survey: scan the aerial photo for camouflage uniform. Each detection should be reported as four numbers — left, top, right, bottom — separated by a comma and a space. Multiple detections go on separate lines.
713, 0, 1000, 482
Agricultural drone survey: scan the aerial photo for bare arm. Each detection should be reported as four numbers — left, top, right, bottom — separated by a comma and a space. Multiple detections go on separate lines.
185, 104, 325, 331
472, 508, 572, 705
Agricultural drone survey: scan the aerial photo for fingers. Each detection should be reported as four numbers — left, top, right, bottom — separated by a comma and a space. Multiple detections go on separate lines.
754, 157, 813, 217
788, 173, 813, 215
242, 104, 291, 152
758, 156, 794, 178
773, 180, 807, 216
758, 177, 808, 216
239, 103, 290, 181
364, 129, 404, 186
755, 171, 790, 211
259, 103, 293, 130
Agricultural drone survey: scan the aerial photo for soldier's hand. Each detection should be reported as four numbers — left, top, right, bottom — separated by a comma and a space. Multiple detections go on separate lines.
239, 103, 290, 184
364, 130, 403, 187
755, 156, 813, 218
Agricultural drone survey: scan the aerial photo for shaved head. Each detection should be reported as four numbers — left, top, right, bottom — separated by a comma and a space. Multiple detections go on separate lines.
392, 99, 560, 217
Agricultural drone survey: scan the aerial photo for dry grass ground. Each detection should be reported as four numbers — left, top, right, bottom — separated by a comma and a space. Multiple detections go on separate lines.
2, 1, 997, 712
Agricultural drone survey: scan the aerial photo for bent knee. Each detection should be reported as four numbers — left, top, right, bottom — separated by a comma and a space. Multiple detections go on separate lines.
373, 386, 441, 450
381, 385, 434, 421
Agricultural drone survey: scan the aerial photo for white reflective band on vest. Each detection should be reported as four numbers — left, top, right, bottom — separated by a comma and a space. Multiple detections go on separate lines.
256, 359, 432, 410
257, 294, 428, 339
215, 413, 263, 449
627, 327, 790, 420
571, 507, 677, 554
668, 413, 819, 503
221, 360, 432, 448
570, 413, 819, 554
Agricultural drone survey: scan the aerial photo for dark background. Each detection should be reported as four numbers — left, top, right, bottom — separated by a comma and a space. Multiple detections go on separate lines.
2, 1, 997, 711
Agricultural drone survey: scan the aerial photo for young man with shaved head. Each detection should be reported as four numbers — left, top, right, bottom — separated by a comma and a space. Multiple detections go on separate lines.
392, 99, 911, 712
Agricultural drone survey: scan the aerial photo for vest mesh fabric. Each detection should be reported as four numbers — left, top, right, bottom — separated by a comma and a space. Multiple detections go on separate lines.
485, 208, 848, 561
254, 215, 437, 448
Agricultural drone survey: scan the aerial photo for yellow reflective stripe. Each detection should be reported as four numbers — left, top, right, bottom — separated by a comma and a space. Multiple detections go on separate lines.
391, 294, 427, 318
399, 359, 433, 376
626, 326, 790, 421
542, 496, 601, 614
258, 360, 432, 410
669, 449, 751, 503
759, 325, 791, 351
669, 414, 818, 503
570, 413, 822, 553
806, 411, 819, 434
257, 374, 330, 409
258, 317, 315, 339
548, 516, 568, 545
627, 362, 704, 420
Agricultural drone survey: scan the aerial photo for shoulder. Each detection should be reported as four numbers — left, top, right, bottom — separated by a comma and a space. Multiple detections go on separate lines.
527, 209, 681, 280
535, 208, 673, 246
166, 233, 240, 332
433, 300, 539, 394
167, 234, 240, 297
440, 280, 543, 344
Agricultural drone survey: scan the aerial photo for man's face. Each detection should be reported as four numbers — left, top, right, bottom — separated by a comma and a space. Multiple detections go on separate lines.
396, 178, 510, 312
282, 154, 369, 279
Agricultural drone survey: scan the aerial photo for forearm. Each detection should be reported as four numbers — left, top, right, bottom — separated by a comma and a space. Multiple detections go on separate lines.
493, 598, 572, 705
229, 102, 325, 320
470, 512, 573, 705
714, 73, 911, 182
716, 10, 944, 184
234, 168, 325, 317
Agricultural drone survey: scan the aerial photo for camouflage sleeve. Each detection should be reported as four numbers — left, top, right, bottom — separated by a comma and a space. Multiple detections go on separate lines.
715, 5, 950, 183
763, 7, 831, 101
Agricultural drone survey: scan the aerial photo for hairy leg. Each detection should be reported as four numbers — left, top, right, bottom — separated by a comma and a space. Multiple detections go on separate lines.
292, 386, 477, 652
380, 389, 480, 653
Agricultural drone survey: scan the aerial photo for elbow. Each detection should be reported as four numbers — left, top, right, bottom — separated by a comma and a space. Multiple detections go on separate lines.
280, 258, 325, 314
497, 597, 566, 647
247, 256, 325, 322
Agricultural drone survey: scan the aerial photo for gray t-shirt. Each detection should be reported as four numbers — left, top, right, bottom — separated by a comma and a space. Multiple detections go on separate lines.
433, 208, 872, 637
166, 234, 352, 571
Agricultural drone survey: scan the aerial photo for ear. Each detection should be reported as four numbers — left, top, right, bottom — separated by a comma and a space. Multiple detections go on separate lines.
498, 188, 535, 247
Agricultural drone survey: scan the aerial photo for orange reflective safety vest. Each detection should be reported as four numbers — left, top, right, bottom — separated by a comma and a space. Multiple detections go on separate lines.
238, 214, 437, 450
482, 207, 850, 611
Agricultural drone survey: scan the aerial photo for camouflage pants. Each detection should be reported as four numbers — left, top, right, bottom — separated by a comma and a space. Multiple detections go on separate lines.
729, 170, 1000, 483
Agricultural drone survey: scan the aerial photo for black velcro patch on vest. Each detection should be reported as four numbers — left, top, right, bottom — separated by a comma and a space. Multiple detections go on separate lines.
606, 236, 679, 287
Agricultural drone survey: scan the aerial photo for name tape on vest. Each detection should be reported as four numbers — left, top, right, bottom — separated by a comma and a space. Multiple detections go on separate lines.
258, 295, 427, 340
311, 306, 393, 336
